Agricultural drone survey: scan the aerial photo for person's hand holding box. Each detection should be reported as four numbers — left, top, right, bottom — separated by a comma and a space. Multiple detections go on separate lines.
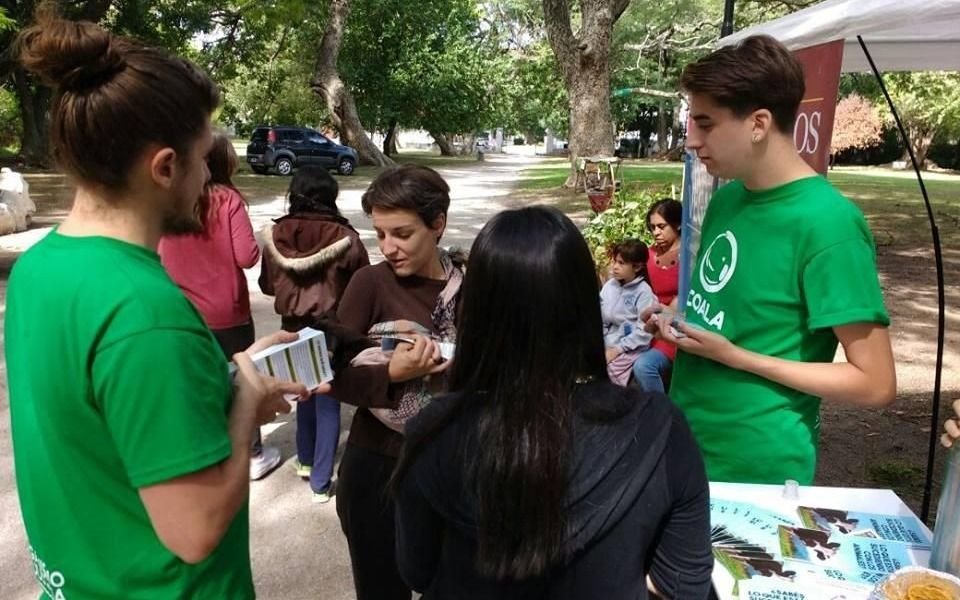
246, 328, 334, 396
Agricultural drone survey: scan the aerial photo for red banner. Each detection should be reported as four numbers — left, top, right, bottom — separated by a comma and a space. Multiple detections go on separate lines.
792, 40, 844, 174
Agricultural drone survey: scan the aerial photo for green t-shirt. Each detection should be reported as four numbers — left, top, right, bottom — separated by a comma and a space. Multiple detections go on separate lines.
671, 176, 889, 485
5, 231, 254, 599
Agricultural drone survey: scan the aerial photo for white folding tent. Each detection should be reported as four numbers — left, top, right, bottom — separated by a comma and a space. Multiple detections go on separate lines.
719, 0, 960, 72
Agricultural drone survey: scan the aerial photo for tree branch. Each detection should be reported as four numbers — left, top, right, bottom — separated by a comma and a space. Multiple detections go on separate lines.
612, 0, 631, 23
541, 0, 576, 79
314, 0, 350, 79
614, 86, 679, 99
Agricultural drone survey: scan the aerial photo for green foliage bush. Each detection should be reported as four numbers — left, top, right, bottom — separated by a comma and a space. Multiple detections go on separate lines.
581, 187, 670, 272
0, 87, 21, 150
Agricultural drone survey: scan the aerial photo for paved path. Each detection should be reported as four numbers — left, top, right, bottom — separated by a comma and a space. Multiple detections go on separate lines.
0, 153, 543, 600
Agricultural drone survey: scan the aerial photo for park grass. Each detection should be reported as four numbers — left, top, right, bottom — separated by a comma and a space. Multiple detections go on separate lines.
519, 159, 960, 248
519, 157, 683, 192
230, 145, 480, 195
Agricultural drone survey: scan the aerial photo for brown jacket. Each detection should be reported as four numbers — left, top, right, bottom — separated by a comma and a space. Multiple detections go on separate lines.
258, 212, 369, 331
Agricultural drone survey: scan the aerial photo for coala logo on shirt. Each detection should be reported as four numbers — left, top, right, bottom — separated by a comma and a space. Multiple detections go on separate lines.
686, 230, 737, 331
699, 230, 738, 293
30, 546, 68, 599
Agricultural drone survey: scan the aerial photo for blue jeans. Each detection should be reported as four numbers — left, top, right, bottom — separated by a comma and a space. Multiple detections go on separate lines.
631, 348, 672, 393
296, 394, 341, 493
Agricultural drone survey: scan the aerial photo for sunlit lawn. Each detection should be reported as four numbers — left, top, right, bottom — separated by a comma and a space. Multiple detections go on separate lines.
519, 158, 960, 247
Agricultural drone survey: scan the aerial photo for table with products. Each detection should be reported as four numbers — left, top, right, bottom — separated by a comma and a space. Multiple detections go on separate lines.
709, 482, 933, 600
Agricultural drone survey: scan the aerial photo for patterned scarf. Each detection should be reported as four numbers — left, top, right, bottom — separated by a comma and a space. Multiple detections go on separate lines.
351, 248, 463, 432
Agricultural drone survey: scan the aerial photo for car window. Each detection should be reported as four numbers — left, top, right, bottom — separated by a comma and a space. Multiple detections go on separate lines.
280, 130, 305, 142
250, 129, 268, 142
307, 132, 329, 144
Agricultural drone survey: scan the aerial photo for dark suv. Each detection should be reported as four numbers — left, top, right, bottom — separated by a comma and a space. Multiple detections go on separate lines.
246, 126, 358, 176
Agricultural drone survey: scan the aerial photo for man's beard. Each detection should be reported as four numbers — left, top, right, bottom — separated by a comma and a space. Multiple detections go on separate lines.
162, 193, 204, 235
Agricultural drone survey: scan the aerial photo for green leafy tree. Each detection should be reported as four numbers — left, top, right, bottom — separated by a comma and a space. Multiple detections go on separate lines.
0, 0, 235, 165
501, 40, 568, 142
883, 72, 960, 168
611, 0, 720, 155
213, 3, 328, 133
481, 1, 567, 143
337, 0, 500, 156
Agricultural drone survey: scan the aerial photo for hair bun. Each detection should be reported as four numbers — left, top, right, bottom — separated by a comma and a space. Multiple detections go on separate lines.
18, 11, 126, 91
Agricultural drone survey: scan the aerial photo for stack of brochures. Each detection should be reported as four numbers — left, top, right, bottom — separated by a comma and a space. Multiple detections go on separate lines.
711, 499, 931, 599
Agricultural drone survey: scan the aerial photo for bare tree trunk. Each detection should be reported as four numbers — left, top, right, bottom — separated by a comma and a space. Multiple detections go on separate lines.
543, 0, 630, 187
902, 126, 937, 169
430, 131, 455, 156
656, 101, 668, 156
311, 0, 393, 167
383, 121, 399, 155
460, 133, 477, 156
13, 67, 51, 167
914, 133, 935, 170
670, 102, 682, 152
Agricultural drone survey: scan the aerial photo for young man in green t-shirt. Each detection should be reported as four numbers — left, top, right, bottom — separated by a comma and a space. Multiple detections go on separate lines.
648, 35, 896, 485
6, 13, 314, 599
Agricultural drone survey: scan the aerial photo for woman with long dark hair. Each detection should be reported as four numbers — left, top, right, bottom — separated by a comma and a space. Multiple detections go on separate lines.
393, 206, 713, 599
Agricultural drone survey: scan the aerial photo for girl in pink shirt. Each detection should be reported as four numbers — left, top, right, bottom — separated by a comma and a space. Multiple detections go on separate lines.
159, 132, 280, 480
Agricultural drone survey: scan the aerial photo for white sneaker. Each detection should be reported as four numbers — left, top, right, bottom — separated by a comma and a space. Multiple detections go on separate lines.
250, 445, 282, 481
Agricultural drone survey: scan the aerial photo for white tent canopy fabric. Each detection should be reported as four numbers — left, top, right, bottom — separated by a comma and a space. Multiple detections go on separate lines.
718, 0, 960, 72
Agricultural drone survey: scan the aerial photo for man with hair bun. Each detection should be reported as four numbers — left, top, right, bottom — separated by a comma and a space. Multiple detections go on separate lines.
648, 35, 896, 486
6, 8, 314, 598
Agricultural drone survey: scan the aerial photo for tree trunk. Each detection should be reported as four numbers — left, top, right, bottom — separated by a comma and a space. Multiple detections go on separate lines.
670, 103, 682, 152
460, 133, 477, 156
543, 0, 631, 187
903, 126, 937, 170
656, 101, 668, 156
13, 67, 51, 167
430, 131, 455, 156
383, 120, 399, 155
567, 64, 614, 176
310, 0, 393, 167
914, 133, 935, 170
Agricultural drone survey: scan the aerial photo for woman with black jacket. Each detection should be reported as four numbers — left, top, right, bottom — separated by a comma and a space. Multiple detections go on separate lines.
392, 206, 714, 600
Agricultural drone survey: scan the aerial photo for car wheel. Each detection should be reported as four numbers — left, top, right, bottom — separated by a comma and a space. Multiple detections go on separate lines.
275, 157, 294, 176
337, 157, 356, 175
251, 165, 268, 175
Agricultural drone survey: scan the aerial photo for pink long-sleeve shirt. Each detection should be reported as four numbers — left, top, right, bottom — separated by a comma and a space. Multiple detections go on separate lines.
159, 185, 260, 330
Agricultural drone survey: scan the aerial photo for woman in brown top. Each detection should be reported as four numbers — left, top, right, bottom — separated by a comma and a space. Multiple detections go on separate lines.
332, 164, 463, 600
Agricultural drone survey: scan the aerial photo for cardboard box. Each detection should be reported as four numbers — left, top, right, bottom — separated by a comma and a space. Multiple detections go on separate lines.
246, 328, 333, 390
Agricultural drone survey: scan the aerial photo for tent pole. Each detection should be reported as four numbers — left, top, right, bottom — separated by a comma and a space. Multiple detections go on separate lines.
721, 0, 735, 37
855, 36, 946, 525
